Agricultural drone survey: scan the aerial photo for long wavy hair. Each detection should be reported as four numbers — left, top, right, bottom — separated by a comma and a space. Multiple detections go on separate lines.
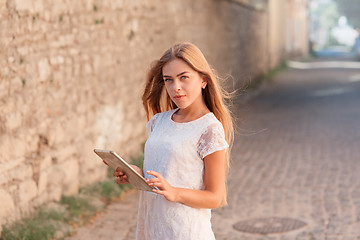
142, 42, 234, 204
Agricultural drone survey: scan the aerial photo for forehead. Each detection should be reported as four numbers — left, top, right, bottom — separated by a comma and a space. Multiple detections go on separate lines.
162, 58, 195, 75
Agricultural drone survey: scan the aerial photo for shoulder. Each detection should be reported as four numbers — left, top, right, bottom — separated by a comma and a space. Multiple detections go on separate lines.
146, 109, 176, 131
197, 113, 229, 159
202, 113, 225, 132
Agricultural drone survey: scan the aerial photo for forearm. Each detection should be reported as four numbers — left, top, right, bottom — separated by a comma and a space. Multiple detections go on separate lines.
174, 188, 223, 209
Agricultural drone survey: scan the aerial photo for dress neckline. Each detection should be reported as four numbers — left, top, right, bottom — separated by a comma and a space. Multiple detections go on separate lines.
170, 108, 212, 125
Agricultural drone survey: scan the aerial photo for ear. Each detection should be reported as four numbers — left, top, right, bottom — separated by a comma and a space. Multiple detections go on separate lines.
201, 77, 208, 89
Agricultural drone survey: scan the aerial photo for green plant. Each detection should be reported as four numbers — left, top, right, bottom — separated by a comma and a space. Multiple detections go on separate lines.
1, 151, 144, 239
0, 208, 63, 240
128, 30, 135, 40
263, 61, 287, 81
80, 180, 131, 203
60, 195, 97, 224
32, 13, 39, 22
95, 18, 104, 24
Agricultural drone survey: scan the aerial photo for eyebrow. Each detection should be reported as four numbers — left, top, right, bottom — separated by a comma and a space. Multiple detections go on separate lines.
163, 71, 189, 78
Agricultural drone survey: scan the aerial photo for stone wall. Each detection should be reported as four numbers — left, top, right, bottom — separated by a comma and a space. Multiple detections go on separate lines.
0, 0, 305, 231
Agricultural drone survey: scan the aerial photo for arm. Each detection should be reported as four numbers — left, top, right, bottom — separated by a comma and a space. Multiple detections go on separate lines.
147, 149, 226, 209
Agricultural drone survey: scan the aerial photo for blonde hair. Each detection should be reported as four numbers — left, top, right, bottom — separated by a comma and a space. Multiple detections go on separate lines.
142, 42, 234, 204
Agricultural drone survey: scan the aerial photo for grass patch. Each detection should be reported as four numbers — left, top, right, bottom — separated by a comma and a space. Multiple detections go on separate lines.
60, 195, 97, 225
1, 151, 145, 239
80, 180, 131, 203
245, 61, 287, 91
0, 208, 64, 240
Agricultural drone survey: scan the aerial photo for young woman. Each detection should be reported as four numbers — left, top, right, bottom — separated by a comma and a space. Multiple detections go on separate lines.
113, 42, 234, 239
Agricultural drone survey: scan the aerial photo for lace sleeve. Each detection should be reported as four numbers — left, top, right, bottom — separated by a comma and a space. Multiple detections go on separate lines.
197, 123, 229, 159
146, 113, 160, 133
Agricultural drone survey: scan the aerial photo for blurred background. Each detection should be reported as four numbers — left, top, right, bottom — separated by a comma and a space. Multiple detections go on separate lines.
0, 0, 359, 238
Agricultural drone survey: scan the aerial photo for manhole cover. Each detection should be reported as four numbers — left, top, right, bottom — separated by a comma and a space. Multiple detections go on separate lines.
233, 217, 307, 234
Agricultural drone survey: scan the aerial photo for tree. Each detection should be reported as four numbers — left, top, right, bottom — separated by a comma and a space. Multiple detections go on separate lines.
335, 0, 360, 29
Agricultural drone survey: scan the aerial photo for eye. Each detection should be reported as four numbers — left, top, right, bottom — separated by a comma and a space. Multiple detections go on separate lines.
180, 75, 188, 80
163, 78, 172, 82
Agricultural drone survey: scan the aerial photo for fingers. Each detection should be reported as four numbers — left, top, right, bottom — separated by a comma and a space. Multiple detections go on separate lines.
146, 179, 161, 187
146, 171, 167, 190
116, 176, 129, 184
152, 188, 165, 195
146, 170, 162, 179
113, 167, 129, 184
113, 167, 125, 177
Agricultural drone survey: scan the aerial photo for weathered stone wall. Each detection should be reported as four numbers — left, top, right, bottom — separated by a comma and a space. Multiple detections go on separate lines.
0, 0, 305, 230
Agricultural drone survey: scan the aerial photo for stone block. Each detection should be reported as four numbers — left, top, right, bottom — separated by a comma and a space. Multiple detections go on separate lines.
5, 112, 22, 131
17, 46, 29, 55
10, 77, 23, 94
0, 80, 9, 99
39, 154, 52, 171
79, 167, 106, 186
55, 145, 77, 163
48, 122, 65, 147
47, 186, 62, 202
37, 171, 47, 194
0, 172, 9, 185
33, 192, 48, 207
0, 189, 15, 220
38, 58, 51, 82
10, 137, 27, 160
18, 180, 38, 205
59, 159, 79, 195
47, 165, 65, 186
14, 0, 33, 12
8, 163, 33, 181
0, 136, 11, 163
23, 130, 40, 154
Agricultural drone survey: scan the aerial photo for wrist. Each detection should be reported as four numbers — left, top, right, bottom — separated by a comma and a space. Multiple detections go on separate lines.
172, 187, 181, 203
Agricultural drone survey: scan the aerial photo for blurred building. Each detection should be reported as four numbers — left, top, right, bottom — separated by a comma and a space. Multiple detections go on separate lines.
268, 0, 309, 67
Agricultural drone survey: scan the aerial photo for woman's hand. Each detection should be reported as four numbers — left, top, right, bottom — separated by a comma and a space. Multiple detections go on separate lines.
113, 167, 130, 184
113, 164, 143, 185
146, 170, 178, 202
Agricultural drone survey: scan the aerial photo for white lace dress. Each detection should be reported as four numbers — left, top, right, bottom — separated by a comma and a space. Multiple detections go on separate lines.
136, 109, 229, 240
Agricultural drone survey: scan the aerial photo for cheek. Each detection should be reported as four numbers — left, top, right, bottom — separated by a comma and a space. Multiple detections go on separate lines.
164, 84, 173, 96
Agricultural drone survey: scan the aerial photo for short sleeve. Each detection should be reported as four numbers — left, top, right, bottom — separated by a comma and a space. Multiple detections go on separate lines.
197, 123, 229, 159
146, 113, 160, 133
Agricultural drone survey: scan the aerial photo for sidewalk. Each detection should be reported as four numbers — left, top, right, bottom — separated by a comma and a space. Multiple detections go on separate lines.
67, 190, 139, 240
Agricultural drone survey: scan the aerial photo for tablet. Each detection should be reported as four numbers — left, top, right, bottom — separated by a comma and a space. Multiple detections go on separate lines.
94, 149, 154, 192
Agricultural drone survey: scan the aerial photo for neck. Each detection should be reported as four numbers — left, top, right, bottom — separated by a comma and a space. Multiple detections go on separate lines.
174, 105, 210, 123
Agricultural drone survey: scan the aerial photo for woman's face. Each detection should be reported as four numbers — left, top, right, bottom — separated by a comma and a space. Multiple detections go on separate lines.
162, 58, 207, 110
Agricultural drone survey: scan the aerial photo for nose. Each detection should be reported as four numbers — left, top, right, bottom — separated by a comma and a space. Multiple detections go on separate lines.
173, 79, 181, 92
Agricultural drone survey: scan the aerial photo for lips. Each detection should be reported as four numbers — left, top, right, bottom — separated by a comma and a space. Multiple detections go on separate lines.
174, 95, 185, 100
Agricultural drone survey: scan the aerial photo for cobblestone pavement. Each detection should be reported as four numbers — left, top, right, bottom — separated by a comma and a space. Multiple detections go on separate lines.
68, 63, 360, 240
212, 65, 360, 240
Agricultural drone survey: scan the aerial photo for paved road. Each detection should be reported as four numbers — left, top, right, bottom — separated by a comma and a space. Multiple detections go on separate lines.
69, 61, 360, 240
212, 62, 360, 239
